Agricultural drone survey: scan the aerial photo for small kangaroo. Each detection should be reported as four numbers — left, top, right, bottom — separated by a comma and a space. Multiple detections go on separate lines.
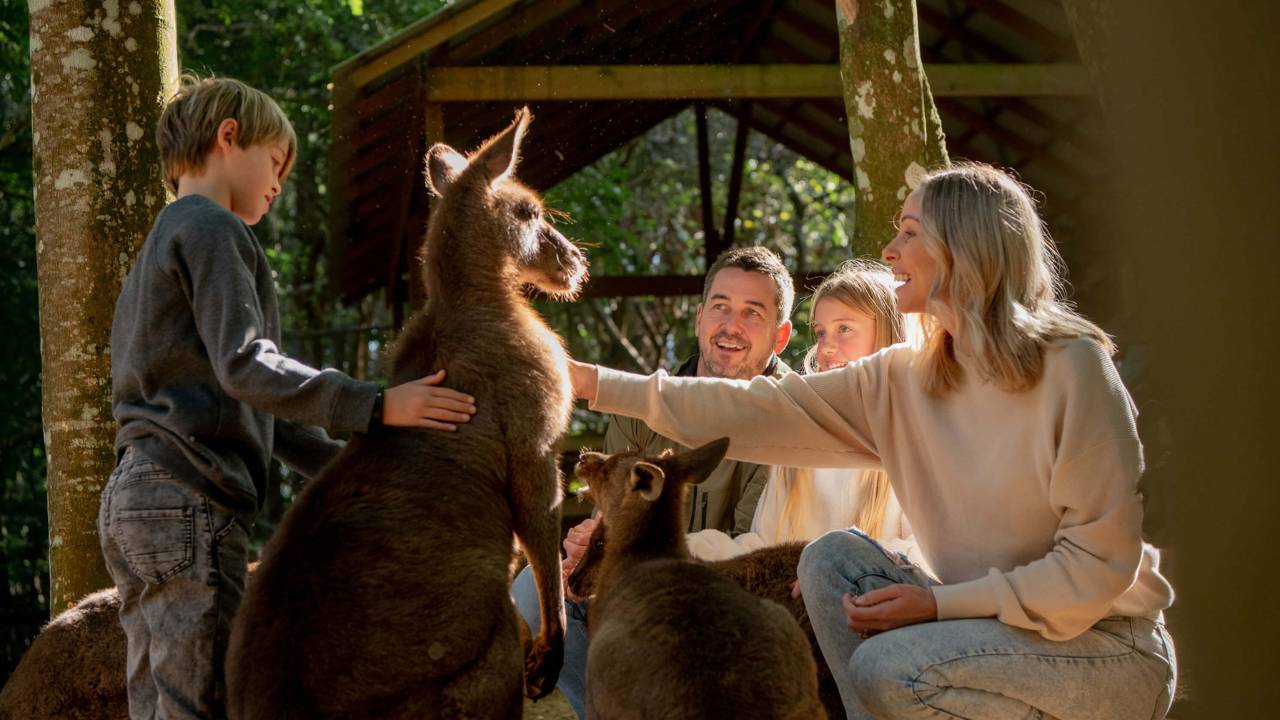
569, 532, 843, 719
226, 108, 586, 719
572, 440, 827, 720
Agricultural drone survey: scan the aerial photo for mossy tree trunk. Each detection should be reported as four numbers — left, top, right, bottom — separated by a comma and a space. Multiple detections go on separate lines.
28, 0, 178, 614
834, 0, 949, 258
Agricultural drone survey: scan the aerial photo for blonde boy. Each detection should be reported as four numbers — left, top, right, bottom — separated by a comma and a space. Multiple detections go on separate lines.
99, 75, 475, 719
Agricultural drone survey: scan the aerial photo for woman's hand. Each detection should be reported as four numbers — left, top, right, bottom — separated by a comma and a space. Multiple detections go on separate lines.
567, 359, 599, 404
383, 370, 477, 430
843, 583, 937, 636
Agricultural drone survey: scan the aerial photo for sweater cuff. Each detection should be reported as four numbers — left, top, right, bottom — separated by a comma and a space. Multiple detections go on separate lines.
591, 366, 660, 415
330, 379, 381, 433
932, 570, 1003, 621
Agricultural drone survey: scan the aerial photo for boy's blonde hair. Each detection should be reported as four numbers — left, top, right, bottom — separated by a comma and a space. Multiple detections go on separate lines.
913, 162, 1112, 394
774, 260, 908, 543
157, 74, 297, 194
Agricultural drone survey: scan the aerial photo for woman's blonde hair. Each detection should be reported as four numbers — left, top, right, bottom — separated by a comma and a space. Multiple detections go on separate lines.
774, 260, 904, 542
914, 162, 1113, 394
157, 73, 297, 194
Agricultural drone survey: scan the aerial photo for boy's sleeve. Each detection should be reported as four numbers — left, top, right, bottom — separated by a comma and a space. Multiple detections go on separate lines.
173, 217, 377, 432
272, 417, 344, 480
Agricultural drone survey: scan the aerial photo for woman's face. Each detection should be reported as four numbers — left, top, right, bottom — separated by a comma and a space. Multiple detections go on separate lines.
881, 190, 940, 314
811, 298, 877, 371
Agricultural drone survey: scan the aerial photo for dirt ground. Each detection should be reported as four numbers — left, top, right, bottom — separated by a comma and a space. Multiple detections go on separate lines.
523, 689, 577, 719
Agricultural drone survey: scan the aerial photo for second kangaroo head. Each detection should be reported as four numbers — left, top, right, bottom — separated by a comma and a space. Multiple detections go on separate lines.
422, 108, 588, 299
573, 437, 730, 520
567, 438, 729, 595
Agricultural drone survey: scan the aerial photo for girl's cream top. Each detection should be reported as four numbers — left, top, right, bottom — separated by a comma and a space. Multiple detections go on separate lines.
686, 468, 928, 572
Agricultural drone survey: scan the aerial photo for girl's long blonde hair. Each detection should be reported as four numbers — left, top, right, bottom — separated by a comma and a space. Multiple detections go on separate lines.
772, 260, 905, 542
914, 162, 1113, 394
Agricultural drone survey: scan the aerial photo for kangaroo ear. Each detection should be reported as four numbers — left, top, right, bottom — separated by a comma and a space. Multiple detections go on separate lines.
474, 106, 531, 187
628, 461, 665, 502
668, 437, 730, 485
425, 143, 468, 197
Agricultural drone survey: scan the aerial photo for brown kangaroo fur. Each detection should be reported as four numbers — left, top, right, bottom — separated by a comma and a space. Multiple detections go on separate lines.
0, 563, 257, 720
0, 588, 128, 720
569, 532, 842, 719
225, 108, 586, 720
571, 440, 827, 720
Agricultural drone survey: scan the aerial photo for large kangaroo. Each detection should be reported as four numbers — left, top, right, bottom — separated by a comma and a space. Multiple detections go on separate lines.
572, 440, 827, 720
226, 108, 585, 719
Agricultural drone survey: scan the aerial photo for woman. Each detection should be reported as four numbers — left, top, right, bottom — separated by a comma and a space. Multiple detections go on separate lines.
685, 261, 926, 571
569, 163, 1176, 719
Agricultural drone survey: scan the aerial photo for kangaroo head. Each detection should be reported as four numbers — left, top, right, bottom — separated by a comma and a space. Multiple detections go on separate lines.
568, 438, 729, 596
423, 107, 588, 298
574, 437, 731, 520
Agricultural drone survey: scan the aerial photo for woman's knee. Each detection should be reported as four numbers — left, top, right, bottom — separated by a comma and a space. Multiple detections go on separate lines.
798, 530, 893, 589
849, 637, 922, 718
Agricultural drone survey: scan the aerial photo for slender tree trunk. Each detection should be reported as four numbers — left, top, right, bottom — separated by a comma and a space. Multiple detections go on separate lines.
29, 0, 178, 614
834, 0, 949, 258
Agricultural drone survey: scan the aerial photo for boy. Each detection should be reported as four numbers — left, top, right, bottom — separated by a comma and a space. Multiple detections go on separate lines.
98, 75, 474, 720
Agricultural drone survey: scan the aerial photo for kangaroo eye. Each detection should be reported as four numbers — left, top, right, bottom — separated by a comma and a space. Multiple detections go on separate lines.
593, 539, 605, 551
516, 202, 540, 221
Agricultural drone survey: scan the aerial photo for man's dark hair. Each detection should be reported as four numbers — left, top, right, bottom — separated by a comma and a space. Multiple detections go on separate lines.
702, 247, 795, 326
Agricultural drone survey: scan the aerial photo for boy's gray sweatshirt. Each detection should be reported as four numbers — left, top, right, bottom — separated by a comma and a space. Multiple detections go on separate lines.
111, 195, 378, 526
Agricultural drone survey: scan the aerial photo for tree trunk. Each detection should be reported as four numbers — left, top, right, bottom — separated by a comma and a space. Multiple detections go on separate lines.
29, 0, 178, 614
834, 0, 949, 258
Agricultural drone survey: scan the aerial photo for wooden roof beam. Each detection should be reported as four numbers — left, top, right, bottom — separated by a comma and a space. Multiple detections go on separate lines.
421, 64, 1091, 101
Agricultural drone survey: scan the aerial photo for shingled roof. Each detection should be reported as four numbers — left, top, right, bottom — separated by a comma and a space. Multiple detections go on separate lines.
329, 0, 1097, 305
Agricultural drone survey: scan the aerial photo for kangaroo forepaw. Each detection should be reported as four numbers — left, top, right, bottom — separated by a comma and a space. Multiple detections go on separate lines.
523, 634, 564, 700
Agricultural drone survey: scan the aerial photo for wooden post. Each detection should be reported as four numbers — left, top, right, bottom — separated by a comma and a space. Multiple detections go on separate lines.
28, 0, 178, 614
722, 103, 752, 249
694, 104, 722, 268
834, 0, 949, 258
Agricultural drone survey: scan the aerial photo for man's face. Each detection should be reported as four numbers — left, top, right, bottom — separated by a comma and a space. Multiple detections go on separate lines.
695, 268, 792, 379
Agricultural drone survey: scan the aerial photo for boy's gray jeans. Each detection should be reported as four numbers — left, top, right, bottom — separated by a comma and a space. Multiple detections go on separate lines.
798, 529, 1178, 720
98, 447, 249, 720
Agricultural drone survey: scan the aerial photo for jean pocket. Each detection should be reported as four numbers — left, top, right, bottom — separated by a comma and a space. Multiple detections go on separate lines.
113, 507, 195, 584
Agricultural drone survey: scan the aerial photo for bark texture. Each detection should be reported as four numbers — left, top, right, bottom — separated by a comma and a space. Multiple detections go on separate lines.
28, 0, 178, 614
834, 0, 949, 257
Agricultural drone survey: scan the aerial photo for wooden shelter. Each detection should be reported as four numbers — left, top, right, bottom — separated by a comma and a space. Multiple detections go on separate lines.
328, 0, 1098, 312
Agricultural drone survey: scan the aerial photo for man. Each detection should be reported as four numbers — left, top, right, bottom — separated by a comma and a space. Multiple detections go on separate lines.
513, 246, 795, 718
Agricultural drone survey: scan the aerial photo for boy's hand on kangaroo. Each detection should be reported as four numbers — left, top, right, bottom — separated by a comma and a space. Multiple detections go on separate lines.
383, 370, 477, 430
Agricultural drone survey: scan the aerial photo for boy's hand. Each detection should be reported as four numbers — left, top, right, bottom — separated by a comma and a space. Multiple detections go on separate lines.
383, 370, 476, 431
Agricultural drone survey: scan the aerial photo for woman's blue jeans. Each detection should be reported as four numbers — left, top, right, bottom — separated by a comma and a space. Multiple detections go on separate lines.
797, 530, 1177, 720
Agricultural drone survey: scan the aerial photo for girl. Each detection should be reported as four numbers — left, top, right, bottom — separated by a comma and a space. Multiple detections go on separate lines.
570, 163, 1176, 720
685, 261, 926, 571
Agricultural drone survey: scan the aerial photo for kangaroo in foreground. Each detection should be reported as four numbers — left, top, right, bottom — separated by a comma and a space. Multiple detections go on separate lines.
568, 536, 842, 719
571, 440, 827, 720
226, 108, 586, 719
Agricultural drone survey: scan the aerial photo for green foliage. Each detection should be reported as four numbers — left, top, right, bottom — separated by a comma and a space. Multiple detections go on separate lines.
0, 0, 49, 682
